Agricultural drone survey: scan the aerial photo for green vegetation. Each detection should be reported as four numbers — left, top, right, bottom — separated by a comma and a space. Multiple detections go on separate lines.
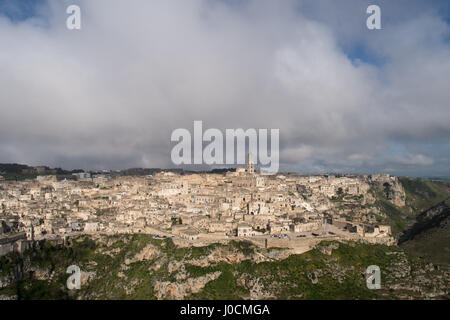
373, 178, 449, 236
375, 193, 411, 236
400, 216, 450, 265
190, 268, 249, 299
399, 177, 448, 212
1, 235, 446, 300
0, 252, 22, 277
230, 240, 254, 257
2, 173, 37, 181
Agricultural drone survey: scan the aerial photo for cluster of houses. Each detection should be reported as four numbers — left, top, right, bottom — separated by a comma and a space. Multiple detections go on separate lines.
0, 161, 400, 255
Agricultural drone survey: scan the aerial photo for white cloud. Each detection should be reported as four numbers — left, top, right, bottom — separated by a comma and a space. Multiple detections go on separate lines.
0, 0, 448, 176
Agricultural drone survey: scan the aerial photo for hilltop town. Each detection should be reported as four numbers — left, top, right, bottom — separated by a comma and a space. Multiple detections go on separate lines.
0, 155, 405, 257
2, 158, 450, 300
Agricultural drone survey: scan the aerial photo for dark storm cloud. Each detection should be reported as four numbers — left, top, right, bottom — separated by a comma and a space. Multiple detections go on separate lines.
0, 0, 449, 176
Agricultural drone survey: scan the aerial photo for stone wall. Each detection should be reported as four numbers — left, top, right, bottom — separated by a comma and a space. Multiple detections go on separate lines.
0, 239, 31, 257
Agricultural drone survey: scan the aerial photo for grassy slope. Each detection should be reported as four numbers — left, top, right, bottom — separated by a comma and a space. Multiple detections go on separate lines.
400, 216, 450, 265
399, 178, 449, 212
395, 178, 450, 265
375, 178, 449, 236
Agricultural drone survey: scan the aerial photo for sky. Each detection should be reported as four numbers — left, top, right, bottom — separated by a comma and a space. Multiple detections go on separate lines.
0, 0, 449, 177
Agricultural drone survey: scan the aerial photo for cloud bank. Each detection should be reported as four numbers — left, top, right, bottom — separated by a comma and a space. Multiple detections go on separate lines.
0, 0, 449, 177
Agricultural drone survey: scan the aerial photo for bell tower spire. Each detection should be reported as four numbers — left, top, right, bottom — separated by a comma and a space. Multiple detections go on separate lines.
247, 153, 255, 174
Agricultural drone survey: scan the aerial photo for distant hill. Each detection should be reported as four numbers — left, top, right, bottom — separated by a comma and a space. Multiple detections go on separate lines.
399, 199, 450, 265
0, 163, 31, 174
0, 163, 83, 181
399, 177, 449, 212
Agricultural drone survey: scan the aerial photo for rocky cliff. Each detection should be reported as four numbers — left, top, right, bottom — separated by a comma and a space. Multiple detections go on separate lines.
0, 234, 448, 300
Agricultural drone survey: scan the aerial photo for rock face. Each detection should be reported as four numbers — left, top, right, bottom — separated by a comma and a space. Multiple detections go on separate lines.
383, 251, 450, 299
399, 199, 450, 265
125, 244, 159, 265
184, 246, 291, 268
370, 175, 406, 207
1, 234, 448, 300
187, 248, 247, 267
154, 271, 222, 299
0, 257, 24, 289
317, 242, 339, 255
400, 199, 450, 243
81, 271, 96, 286
29, 267, 52, 281
237, 274, 274, 300
0, 273, 15, 289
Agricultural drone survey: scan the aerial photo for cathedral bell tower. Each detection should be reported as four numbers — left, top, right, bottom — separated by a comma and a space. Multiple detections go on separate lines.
247, 153, 255, 174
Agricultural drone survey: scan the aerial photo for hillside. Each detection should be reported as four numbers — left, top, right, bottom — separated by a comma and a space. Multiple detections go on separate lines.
399, 177, 449, 212
0, 235, 448, 300
399, 199, 450, 265
372, 177, 450, 236
1, 177, 449, 300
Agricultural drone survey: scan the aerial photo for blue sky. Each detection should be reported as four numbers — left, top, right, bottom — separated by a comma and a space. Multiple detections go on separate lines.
0, 0, 46, 21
